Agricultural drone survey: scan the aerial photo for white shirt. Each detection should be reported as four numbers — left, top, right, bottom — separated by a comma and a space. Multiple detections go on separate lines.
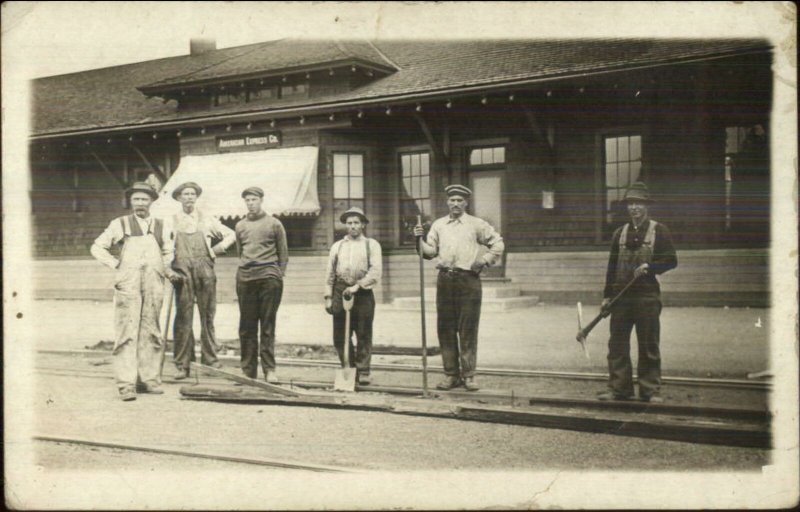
425, 212, 505, 270
170, 208, 236, 259
324, 235, 382, 297
90, 214, 174, 270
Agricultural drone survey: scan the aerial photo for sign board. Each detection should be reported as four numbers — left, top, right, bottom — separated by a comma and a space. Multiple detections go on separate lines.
217, 132, 282, 151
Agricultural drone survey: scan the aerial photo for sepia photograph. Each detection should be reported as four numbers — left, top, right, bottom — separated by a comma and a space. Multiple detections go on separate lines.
3, 1, 798, 509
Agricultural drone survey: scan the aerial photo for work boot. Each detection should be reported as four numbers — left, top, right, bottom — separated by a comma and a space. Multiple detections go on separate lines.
265, 371, 279, 384
436, 376, 461, 390
463, 377, 479, 391
119, 388, 137, 401
140, 382, 164, 394
358, 373, 371, 385
641, 394, 664, 403
174, 368, 189, 380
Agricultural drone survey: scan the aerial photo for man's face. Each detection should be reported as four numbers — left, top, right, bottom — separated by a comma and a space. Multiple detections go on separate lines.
447, 195, 467, 217
178, 188, 198, 212
627, 200, 648, 223
130, 192, 153, 218
243, 194, 263, 215
344, 215, 364, 238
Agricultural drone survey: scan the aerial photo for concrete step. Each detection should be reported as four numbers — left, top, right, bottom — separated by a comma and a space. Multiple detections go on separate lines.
393, 295, 540, 312
394, 286, 522, 305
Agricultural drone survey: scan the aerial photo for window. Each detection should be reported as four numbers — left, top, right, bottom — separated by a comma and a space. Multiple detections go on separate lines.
724, 124, 768, 232
280, 83, 308, 99
468, 146, 505, 166
248, 86, 277, 101
399, 151, 431, 245
604, 134, 642, 224
332, 152, 365, 233
215, 89, 245, 106
281, 217, 314, 248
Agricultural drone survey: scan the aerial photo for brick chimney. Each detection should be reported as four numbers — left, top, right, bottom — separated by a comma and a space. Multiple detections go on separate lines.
190, 38, 216, 56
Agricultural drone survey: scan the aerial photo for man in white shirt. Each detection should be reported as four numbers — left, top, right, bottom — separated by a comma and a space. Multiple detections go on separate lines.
169, 182, 236, 380
324, 207, 382, 385
414, 184, 504, 391
90, 182, 180, 401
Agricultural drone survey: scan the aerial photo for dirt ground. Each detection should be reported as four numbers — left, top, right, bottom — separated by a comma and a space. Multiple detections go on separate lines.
28, 300, 770, 377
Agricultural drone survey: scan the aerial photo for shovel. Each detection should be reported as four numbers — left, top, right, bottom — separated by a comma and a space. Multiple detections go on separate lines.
334, 292, 357, 392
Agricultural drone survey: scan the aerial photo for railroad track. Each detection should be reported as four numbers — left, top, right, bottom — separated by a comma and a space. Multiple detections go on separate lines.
33, 435, 355, 473
35, 361, 772, 450
38, 348, 772, 391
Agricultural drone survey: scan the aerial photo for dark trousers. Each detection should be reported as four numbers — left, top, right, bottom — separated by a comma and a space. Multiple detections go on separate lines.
607, 294, 662, 398
436, 270, 482, 378
236, 277, 283, 379
172, 257, 219, 371
332, 289, 375, 375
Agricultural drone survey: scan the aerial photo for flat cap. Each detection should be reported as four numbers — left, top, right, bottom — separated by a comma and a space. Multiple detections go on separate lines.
172, 181, 203, 200
125, 181, 158, 200
445, 184, 472, 198
241, 186, 264, 198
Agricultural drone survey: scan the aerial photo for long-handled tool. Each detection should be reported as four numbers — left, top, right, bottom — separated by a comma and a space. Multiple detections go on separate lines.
159, 281, 175, 375
416, 215, 429, 398
575, 275, 639, 347
334, 292, 357, 392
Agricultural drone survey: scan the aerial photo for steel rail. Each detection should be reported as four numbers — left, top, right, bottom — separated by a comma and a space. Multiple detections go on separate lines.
33, 435, 356, 473
36, 348, 772, 390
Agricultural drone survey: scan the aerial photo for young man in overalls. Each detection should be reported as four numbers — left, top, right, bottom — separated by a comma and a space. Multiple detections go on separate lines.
598, 182, 677, 403
91, 182, 181, 401
170, 181, 235, 380
324, 207, 383, 385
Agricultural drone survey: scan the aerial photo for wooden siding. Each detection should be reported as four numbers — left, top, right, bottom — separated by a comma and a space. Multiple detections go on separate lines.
33, 249, 767, 307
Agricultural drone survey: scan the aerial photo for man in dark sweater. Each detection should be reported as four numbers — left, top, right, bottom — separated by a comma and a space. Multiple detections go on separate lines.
235, 186, 289, 383
598, 182, 677, 403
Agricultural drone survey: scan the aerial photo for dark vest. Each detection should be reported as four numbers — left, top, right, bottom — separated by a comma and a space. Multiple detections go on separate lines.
614, 220, 658, 288
119, 214, 164, 247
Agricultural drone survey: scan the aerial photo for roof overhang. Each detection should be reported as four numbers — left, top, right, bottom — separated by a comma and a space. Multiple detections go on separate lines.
31, 47, 771, 141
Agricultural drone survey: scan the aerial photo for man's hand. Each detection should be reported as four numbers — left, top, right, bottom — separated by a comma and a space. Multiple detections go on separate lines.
165, 269, 183, 284
345, 284, 360, 296
324, 296, 333, 315
470, 260, 488, 274
212, 244, 226, 256
601, 298, 611, 310
412, 224, 425, 238
633, 263, 649, 279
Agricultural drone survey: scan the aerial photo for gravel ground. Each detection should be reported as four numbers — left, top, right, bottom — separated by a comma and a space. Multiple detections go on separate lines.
35, 441, 283, 472
27, 300, 770, 377
30, 359, 769, 472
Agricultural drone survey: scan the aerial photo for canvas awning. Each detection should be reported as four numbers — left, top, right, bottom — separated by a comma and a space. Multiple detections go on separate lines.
150, 146, 320, 220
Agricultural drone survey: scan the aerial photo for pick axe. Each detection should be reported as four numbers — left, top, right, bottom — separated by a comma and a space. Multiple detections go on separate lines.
575, 275, 639, 351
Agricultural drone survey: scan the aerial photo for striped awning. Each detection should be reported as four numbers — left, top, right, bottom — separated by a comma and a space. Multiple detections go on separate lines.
150, 146, 320, 220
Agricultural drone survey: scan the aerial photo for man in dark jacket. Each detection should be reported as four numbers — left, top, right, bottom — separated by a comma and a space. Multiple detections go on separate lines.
598, 182, 677, 403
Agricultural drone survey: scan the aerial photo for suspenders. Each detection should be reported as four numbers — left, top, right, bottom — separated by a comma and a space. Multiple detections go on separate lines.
619, 220, 657, 248
334, 237, 372, 277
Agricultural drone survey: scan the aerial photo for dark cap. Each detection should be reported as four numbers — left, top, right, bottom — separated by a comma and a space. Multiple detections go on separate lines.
622, 182, 654, 203
241, 186, 264, 198
339, 206, 369, 224
445, 184, 472, 198
172, 181, 203, 200
125, 181, 158, 201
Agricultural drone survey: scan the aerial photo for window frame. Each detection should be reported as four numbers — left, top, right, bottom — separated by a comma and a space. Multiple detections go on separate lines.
595, 126, 648, 243
397, 149, 433, 246
330, 150, 367, 235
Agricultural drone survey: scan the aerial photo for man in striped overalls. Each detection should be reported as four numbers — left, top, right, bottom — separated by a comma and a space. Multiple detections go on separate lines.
598, 182, 677, 403
91, 182, 181, 401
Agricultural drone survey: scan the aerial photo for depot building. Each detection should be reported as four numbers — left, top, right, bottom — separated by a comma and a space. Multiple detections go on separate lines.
30, 38, 772, 306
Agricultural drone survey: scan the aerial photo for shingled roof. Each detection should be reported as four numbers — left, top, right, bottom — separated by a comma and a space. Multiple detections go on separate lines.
32, 38, 770, 137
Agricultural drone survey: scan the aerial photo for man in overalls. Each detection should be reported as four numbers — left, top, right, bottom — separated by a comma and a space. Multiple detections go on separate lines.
170, 181, 235, 380
598, 182, 677, 403
91, 182, 181, 401
324, 207, 382, 385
